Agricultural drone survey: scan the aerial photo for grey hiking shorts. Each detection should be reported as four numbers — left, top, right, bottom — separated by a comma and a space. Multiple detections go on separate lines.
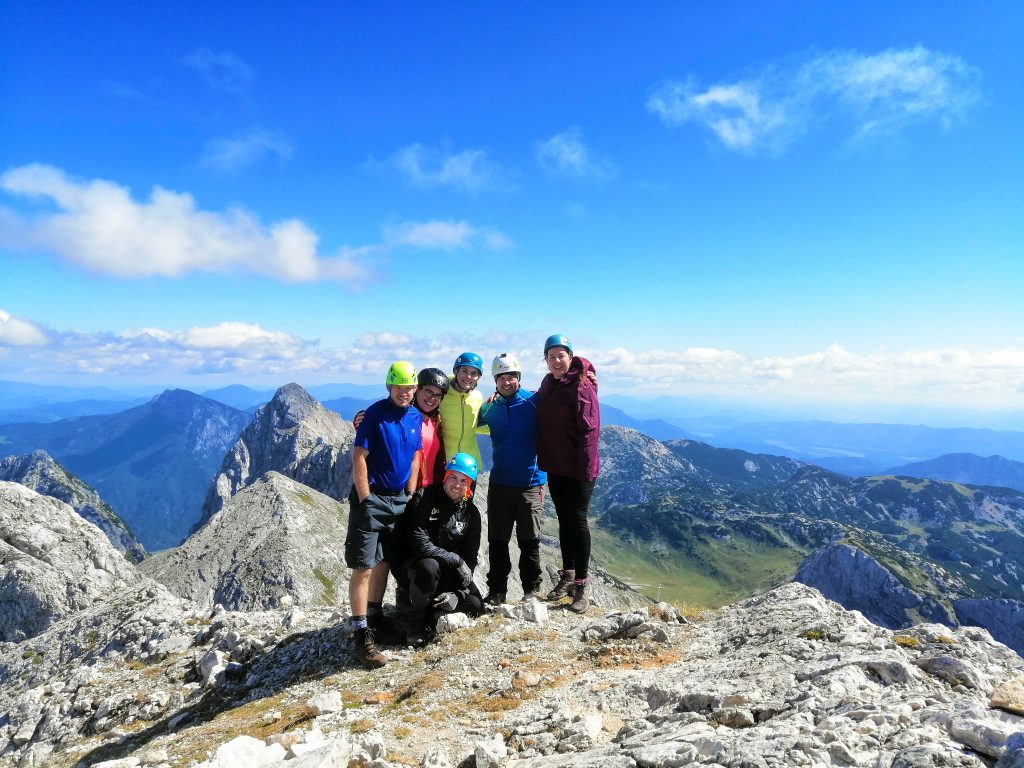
345, 487, 408, 569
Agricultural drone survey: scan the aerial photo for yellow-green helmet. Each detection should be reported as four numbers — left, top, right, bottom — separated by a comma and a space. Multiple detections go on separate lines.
386, 361, 417, 386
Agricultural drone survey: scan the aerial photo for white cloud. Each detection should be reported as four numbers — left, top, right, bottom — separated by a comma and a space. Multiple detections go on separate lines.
385, 220, 512, 251
0, 310, 48, 346
0, 165, 508, 283
183, 49, 253, 91
3, 314, 1020, 410
648, 46, 980, 153
200, 130, 293, 173
536, 128, 617, 180
390, 143, 506, 193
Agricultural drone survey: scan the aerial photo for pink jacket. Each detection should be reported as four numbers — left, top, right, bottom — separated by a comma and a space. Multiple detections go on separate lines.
536, 356, 600, 482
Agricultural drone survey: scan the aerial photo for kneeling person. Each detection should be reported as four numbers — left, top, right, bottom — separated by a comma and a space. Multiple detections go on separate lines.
396, 453, 483, 645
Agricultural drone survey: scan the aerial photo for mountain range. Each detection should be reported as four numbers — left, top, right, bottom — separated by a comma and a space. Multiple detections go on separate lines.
0, 389, 249, 549
885, 452, 1024, 493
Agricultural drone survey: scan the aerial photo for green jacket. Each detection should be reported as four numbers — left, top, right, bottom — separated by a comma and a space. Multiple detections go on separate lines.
438, 377, 486, 466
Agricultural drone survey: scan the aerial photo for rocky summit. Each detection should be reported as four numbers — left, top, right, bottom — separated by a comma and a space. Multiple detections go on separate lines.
0, 451, 146, 563
141, 472, 353, 611
194, 383, 356, 533
0, 481, 143, 643
4, 580, 1024, 767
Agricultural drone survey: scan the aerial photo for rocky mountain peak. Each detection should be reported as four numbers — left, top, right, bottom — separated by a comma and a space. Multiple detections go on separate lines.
143, 472, 353, 610
194, 384, 355, 532
0, 450, 146, 562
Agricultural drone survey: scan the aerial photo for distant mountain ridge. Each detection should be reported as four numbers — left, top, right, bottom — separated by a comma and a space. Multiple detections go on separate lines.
885, 452, 1024, 493
0, 390, 250, 550
591, 425, 1024, 653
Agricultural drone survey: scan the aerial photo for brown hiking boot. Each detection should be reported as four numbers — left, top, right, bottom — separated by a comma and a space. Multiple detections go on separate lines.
546, 569, 575, 601
368, 613, 406, 645
568, 580, 591, 614
352, 627, 387, 668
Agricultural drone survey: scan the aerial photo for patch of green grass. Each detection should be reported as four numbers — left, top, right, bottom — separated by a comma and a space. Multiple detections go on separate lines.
296, 491, 315, 505
312, 568, 337, 606
588, 526, 804, 609
894, 635, 921, 649
801, 629, 826, 641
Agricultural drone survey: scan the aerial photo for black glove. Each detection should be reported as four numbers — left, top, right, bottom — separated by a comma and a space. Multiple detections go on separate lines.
433, 592, 459, 612
455, 559, 473, 588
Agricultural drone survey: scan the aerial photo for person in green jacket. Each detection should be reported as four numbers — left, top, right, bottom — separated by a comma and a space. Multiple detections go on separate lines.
438, 352, 488, 467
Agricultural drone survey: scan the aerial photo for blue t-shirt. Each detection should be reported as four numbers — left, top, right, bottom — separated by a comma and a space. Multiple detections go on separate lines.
355, 398, 423, 490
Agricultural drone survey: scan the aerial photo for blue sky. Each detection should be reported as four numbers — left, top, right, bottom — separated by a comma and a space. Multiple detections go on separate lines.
1, 2, 1022, 416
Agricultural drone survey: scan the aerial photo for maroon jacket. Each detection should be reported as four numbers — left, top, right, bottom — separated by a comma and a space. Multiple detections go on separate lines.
536, 356, 600, 482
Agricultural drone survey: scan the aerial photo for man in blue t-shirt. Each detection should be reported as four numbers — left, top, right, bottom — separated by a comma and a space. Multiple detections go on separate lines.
477, 353, 547, 605
347, 361, 423, 668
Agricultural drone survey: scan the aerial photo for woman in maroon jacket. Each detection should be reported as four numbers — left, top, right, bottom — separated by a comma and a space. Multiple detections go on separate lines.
535, 333, 600, 613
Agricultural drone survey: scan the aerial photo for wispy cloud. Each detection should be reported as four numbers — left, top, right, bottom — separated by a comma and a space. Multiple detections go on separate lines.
0, 310, 48, 347
183, 49, 253, 91
200, 130, 293, 173
536, 128, 617, 180
389, 143, 507, 193
647, 46, 980, 154
3, 316, 1021, 410
385, 220, 512, 251
0, 165, 510, 283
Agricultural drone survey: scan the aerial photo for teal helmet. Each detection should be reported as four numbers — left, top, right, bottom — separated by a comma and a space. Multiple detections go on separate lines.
453, 352, 484, 374
444, 452, 478, 482
543, 334, 573, 355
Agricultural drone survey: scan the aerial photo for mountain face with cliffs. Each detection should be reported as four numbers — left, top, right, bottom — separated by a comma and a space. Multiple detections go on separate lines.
193, 383, 356, 534
0, 481, 143, 642
0, 389, 250, 550
0, 450, 146, 562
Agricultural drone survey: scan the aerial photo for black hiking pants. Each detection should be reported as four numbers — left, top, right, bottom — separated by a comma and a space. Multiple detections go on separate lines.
486, 483, 543, 594
547, 474, 595, 581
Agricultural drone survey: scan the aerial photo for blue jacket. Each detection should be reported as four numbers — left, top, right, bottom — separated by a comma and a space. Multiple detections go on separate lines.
480, 389, 547, 488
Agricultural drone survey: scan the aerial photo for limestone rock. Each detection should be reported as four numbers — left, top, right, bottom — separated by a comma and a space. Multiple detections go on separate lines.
991, 674, 1024, 715
141, 473, 352, 610
0, 450, 146, 562
195, 383, 355, 530
0, 481, 144, 641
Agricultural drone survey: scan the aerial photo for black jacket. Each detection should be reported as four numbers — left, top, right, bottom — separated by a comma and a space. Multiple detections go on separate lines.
396, 483, 481, 570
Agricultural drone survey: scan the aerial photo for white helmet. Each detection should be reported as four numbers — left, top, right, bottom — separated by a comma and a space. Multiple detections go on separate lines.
491, 353, 521, 378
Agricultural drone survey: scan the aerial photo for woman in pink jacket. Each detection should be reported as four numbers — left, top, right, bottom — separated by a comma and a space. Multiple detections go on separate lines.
535, 333, 600, 613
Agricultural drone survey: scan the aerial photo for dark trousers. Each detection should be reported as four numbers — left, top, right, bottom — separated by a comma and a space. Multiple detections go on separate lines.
486, 483, 543, 593
547, 474, 595, 581
402, 557, 483, 617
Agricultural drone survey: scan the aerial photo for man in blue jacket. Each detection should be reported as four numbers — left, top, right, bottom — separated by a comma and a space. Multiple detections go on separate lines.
478, 353, 547, 604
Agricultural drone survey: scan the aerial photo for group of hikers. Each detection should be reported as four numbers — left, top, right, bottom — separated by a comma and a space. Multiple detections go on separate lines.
345, 334, 601, 668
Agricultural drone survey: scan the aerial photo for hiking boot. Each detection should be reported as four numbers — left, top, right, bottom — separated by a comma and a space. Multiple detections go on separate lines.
483, 591, 506, 607
546, 570, 575, 601
568, 580, 591, 614
521, 583, 542, 602
352, 627, 387, 668
367, 613, 406, 645
406, 622, 436, 648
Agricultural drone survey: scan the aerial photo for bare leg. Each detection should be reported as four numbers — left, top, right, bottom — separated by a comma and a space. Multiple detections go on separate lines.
368, 561, 391, 603
349, 567, 371, 616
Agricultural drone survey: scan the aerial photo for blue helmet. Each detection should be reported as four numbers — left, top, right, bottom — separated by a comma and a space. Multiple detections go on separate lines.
543, 334, 573, 355
453, 352, 484, 374
444, 452, 478, 482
